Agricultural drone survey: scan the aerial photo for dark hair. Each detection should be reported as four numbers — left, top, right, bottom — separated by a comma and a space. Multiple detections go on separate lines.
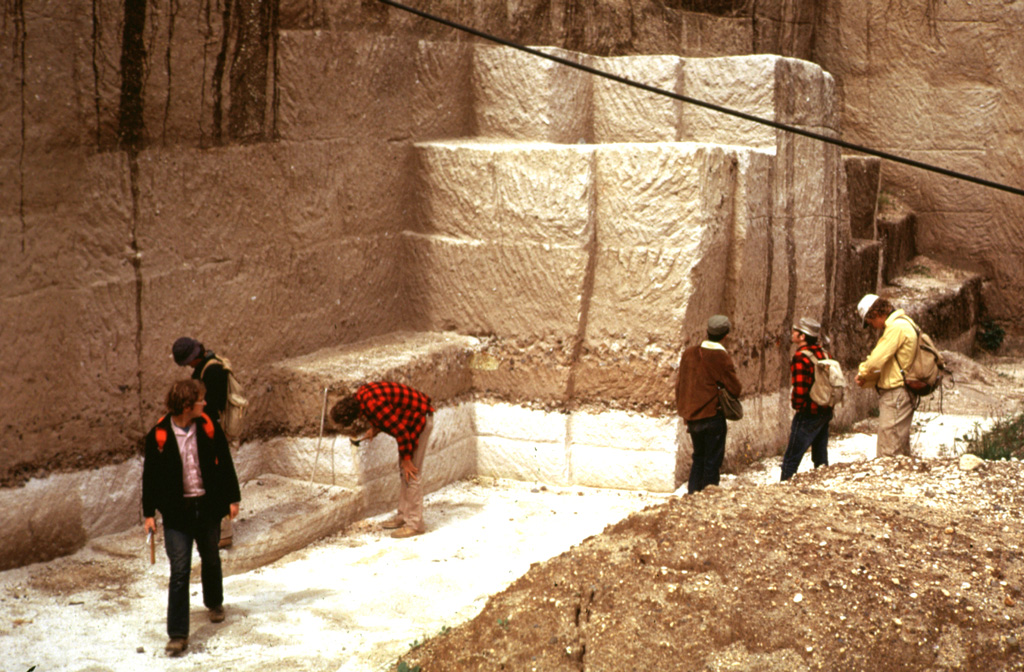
706, 332, 726, 343
167, 379, 206, 416
865, 297, 896, 322
329, 396, 361, 428
803, 333, 819, 346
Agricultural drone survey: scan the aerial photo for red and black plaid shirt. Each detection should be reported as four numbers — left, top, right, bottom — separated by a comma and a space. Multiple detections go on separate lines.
355, 382, 435, 460
791, 344, 827, 413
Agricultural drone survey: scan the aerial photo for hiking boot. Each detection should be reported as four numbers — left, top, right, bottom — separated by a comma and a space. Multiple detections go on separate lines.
209, 606, 226, 623
165, 637, 188, 656
391, 526, 423, 539
381, 516, 405, 530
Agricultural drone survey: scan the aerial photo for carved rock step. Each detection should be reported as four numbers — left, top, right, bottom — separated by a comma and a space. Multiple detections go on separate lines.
882, 255, 984, 353
248, 331, 482, 438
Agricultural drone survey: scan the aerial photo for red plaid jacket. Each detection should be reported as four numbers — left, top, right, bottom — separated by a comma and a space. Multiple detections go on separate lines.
791, 344, 828, 414
355, 382, 435, 460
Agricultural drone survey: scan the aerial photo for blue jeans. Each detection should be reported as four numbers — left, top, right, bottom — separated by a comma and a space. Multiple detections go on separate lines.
686, 413, 727, 494
780, 409, 833, 481
164, 500, 223, 638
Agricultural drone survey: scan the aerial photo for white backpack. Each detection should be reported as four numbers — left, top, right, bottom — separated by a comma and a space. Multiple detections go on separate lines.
806, 349, 847, 407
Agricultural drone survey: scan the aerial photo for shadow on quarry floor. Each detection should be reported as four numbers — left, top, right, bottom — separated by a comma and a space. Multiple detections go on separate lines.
91, 474, 357, 578
3, 478, 666, 672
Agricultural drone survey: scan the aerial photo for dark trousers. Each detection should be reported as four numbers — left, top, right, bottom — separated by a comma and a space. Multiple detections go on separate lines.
164, 499, 223, 638
686, 413, 727, 494
780, 408, 833, 481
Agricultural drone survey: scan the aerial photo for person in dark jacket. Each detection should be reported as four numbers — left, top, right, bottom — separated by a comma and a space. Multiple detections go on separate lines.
172, 337, 228, 425
675, 315, 743, 494
172, 336, 235, 548
143, 379, 240, 657
780, 317, 834, 481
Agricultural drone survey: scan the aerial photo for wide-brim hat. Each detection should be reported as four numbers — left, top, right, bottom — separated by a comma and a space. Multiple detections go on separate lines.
793, 317, 821, 338
172, 337, 202, 366
857, 294, 880, 326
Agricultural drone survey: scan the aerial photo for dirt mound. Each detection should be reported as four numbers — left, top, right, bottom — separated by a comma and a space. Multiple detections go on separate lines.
404, 457, 1024, 672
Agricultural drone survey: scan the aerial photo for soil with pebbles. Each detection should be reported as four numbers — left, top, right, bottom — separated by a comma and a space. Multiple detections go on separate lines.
404, 354, 1024, 672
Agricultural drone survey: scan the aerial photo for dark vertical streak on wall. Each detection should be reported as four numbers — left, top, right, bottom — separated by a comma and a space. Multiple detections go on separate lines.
127, 153, 146, 431
563, 152, 600, 406
211, 0, 233, 144
228, 0, 273, 142
162, 0, 179, 145
92, 0, 102, 147
13, 0, 26, 253
199, 0, 212, 146
118, 0, 147, 151
269, 0, 279, 140
114, 0, 148, 427
750, 0, 759, 53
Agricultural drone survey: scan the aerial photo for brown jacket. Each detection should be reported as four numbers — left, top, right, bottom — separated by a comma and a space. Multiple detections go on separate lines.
675, 342, 743, 423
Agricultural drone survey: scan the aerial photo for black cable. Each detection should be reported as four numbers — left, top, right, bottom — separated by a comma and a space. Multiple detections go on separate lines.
379, 0, 1024, 199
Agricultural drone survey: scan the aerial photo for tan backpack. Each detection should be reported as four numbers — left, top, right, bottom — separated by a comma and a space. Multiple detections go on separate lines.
806, 348, 847, 407
202, 355, 249, 440
895, 316, 946, 396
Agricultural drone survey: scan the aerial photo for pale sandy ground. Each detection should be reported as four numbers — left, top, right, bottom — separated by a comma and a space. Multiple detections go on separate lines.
2, 361, 1021, 672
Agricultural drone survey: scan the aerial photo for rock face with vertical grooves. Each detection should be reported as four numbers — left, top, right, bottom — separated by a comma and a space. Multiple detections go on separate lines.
0, 1, 1000, 570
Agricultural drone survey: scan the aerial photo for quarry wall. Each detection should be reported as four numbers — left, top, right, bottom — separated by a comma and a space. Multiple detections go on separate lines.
1, 0, 1017, 491
813, 0, 1024, 326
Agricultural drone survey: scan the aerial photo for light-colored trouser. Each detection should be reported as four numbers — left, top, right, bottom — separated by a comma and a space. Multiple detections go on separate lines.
398, 416, 433, 533
877, 386, 914, 458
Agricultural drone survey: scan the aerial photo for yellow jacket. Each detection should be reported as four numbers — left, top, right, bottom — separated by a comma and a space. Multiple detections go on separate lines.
857, 309, 920, 390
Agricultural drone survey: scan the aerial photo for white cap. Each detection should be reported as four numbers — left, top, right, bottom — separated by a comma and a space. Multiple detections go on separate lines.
857, 294, 880, 323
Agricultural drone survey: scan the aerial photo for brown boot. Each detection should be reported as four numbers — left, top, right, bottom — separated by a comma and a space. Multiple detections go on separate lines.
165, 637, 188, 656
209, 606, 226, 623
391, 526, 423, 539
382, 516, 405, 530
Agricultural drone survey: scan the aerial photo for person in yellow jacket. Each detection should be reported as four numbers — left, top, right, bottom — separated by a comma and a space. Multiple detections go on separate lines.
854, 294, 920, 457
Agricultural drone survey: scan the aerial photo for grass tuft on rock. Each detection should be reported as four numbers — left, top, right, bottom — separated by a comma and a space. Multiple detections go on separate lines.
961, 411, 1024, 460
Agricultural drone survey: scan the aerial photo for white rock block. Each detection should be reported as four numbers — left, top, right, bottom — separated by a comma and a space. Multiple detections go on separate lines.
402, 232, 588, 339
80, 460, 143, 538
415, 141, 594, 246
594, 143, 734, 248
568, 410, 678, 492
429, 436, 477, 488
475, 436, 569, 486
259, 436, 360, 487
474, 402, 568, 443
592, 55, 685, 142
422, 404, 477, 485
681, 55, 778, 148
473, 45, 590, 143
723, 149, 783, 385
588, 143, 736, 341
568, 409, 679, 451
232, 440, 264, 484
572, 445, 678, 492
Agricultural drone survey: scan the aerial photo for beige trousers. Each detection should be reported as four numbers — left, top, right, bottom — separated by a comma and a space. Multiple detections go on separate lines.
877, 386, 914, 458
398, 416, 433, 533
